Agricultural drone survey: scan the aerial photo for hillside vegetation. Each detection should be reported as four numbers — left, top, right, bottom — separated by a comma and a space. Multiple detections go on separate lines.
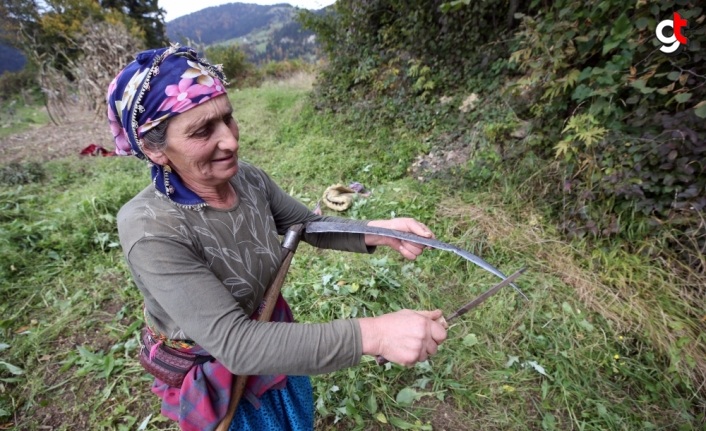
303, 0, 705, 259
0, 0, 704, 429
0, 74, 704, 430
167, 3, 319, 64
302, 0, 706, 400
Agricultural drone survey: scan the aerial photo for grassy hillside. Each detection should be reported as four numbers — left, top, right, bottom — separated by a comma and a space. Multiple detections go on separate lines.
0, 76, 703, 430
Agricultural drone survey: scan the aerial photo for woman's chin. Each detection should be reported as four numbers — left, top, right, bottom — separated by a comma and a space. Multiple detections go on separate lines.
213, 155, 238, 172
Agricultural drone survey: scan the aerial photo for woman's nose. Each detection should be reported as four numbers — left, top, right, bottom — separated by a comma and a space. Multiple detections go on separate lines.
215, 121, 238, 150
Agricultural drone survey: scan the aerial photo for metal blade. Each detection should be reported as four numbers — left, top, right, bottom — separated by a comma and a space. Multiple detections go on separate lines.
445, 267, 527, 322
305, 221, 527, 299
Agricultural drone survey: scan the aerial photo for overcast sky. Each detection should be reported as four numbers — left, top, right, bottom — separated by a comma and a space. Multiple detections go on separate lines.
159, 0, 336, 21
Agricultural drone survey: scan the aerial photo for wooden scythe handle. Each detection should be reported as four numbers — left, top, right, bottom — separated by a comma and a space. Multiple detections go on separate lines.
215, 224, 304, 431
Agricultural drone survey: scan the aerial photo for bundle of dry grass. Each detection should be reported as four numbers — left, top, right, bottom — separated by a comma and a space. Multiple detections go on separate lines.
35, 20, 142, 125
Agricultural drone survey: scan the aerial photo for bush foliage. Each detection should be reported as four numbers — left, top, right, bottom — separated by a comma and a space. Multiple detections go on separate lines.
302, 0, 706, 273
204, 44, 259, 88
204, 45, 312, 88
0, 67, 36, 100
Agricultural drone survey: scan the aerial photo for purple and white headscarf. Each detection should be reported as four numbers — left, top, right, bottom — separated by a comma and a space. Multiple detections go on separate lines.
106, 44, 228, 209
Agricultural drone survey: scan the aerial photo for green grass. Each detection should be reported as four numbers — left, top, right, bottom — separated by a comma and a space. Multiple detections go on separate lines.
0, 79, 704, 430
0, 98, 50, 138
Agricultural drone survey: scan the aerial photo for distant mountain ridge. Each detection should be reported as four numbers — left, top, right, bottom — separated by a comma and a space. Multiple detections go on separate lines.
1, 2, 321, 77
166, 2, 323, 64
167, 3, 294, 45
0, 44, 27, 75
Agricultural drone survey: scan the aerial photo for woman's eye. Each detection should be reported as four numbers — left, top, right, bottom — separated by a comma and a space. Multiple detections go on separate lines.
193, 126, 211, 137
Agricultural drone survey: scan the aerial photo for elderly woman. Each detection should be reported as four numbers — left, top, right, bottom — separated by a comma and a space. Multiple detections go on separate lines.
107, 45, 447, 431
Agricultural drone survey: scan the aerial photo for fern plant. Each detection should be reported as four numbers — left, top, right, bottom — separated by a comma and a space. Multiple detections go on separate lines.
555, 113, 608, 161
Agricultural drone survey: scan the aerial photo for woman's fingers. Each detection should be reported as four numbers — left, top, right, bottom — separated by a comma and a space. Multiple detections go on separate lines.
396, 240, 425, 260
405, 219, 435, 239
365, 218, 436, 260
359, 309, 448, 366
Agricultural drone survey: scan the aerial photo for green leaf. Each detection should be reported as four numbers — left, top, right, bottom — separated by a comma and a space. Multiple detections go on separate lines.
541, 380, 550, 399
602, 39, 619, 55
0, 343, 9, 352
694, 101, 706, 119
562, 301, 574, 314
579, 319, 595, 332
542, 412, 557, 431
674, 93, 692, 103
668, 320, 684, 331
389, 416, 416, 429
578, 68, 593, 81
632, 79, 655, 94
375, 412, 388, 424
603, 13, 631, 54
571, 84, 593, 101
634, 17, 649, 30
506, 355, 520, 368
396, 387, 421, 406
0, 361, 24, 375
667, 71, 681, 81
462, 333, 479, 347
365, 392, 378, 414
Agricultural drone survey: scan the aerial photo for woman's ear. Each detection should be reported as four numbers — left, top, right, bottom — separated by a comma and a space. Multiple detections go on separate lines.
142, 145, 169, 166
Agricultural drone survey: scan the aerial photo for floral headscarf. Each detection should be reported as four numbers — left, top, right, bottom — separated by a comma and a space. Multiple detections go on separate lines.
106, 44, 228, 209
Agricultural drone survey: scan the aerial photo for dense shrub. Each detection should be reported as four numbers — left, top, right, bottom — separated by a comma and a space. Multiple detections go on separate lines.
304, 0, 706, 273
0, 68, 37, 100
0, 161, 45, 185
204, 44, 259, 88
301, 0, 533, 118
508, 0, 705, 270
260, 59, 312, 80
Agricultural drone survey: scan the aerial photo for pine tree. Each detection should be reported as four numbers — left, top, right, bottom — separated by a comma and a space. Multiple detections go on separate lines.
101, 0, 167, 47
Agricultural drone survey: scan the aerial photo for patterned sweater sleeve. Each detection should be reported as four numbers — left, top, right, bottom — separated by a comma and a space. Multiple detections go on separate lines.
249, 164, 375, 253
124, 233, 364, 376
118, 164, 376, 376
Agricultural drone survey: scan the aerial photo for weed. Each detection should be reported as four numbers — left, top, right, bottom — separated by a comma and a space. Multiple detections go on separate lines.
0, 161, 45, 185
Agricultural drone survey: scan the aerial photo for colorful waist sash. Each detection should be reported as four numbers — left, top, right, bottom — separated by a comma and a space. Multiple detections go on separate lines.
147, 293, 294, 431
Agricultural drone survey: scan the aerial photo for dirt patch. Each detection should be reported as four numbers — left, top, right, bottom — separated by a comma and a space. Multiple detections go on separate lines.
0, 116, 113, 164
417, 397, 471, 431
409, 132, 473, 182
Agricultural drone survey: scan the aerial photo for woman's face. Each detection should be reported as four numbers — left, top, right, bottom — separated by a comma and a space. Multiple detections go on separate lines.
159, 94, 240, 191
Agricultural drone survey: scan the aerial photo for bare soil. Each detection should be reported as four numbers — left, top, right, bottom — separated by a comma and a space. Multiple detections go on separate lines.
0, 117, 113, 164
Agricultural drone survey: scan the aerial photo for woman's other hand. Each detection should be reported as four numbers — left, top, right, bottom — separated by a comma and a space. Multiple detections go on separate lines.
358, 309, 448, 366
364, 218, 435, 260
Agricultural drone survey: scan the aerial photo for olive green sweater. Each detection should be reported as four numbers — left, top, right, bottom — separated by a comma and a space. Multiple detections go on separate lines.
118, 162, 373, 376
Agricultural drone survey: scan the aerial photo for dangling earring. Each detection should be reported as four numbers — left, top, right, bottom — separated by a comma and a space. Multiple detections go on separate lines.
163, 164, 174, 195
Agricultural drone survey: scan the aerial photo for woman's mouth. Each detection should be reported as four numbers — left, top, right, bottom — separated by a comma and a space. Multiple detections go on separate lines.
213, 154, 235, 163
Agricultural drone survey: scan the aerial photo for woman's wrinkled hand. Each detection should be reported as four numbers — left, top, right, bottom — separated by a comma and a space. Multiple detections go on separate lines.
358, 309, 448, 366
364, 217, 435, 260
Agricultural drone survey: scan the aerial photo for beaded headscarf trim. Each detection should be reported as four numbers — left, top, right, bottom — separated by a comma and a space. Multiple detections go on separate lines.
106, 44, 229, 210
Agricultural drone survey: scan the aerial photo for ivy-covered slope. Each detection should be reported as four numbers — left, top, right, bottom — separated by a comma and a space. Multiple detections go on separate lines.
301, 0, 705, 273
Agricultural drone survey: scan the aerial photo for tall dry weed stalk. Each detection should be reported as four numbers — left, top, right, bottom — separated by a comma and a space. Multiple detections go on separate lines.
34, 20, 143, 125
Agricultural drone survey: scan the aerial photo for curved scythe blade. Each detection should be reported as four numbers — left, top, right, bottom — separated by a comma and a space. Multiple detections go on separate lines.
304, 221, 528, 299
